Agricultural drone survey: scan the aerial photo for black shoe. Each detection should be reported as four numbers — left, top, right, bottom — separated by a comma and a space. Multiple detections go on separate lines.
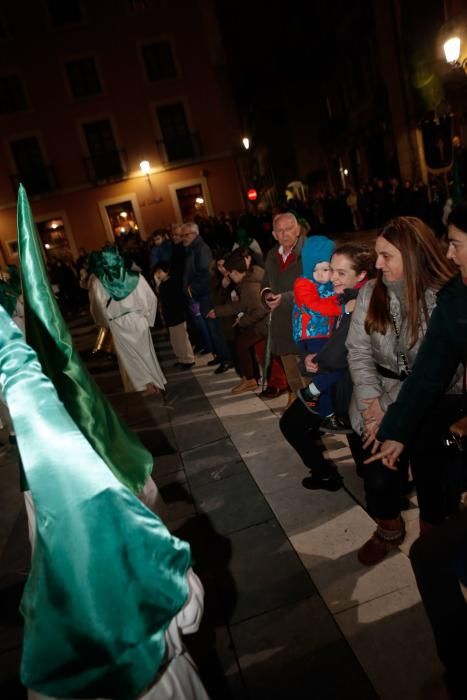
196, 347, 210, 356
297, 387, 320, 413
173, 361, 183, 367
258, 386, 288, 399
207, 356, 221, 366
319, 414, 353, 435
180, 362, 196, 370
302, 472, 343, 492
214, 361, 234, 374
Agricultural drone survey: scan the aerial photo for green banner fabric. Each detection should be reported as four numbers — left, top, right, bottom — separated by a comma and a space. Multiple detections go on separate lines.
17, 185, 153, 493
0, 304, 190, 699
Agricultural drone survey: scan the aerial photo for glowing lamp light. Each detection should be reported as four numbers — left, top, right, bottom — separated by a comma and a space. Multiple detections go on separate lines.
242, 137, 250, 150
120, 211, 128, 218
195, 197, 204, 204
120, 227, 126, 233
139, 160, 151, 175
44, 243, 51, 249
343, 168, 349, 176
444, 36, 461, 63
247, 188, 258, 201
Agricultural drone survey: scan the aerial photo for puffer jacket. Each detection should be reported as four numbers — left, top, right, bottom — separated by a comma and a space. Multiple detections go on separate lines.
215, 266, 268, 337
346, 279, 438, 435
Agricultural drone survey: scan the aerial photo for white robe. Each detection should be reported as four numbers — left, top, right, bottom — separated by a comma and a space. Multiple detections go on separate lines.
90, 276, 166, 392
27, 569, 210, 700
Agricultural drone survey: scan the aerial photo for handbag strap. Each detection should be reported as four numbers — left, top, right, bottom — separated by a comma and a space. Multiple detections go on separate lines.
389, 311, 411, 377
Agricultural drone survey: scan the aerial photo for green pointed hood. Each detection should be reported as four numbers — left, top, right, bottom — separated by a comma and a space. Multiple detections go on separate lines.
17, 184, 152, 493
0, 303, 191, 699
88, 245, 139, 300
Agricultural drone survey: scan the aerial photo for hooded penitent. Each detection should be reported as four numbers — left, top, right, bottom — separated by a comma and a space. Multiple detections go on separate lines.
16, 185, 152, 493
88, 246, 139, 300
0, 303, 191, 699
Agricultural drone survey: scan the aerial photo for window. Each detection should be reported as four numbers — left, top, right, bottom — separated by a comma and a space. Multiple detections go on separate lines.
36, 218, 73, 262
10, 137, 53, 195
142, 41, 177, 81
83, 119, 123, 181
157, 102, 198, 162
104, 201, 140, 238
65, 57, 101, 98
0, 75, 28, 114
47, 0, 82, 26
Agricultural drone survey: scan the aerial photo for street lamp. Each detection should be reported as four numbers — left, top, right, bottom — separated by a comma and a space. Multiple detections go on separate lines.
443, 35, 467, 73
139, 159, 151, 175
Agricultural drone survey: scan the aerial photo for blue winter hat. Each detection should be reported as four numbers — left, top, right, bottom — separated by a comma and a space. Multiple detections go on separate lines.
301, 235, 335, 280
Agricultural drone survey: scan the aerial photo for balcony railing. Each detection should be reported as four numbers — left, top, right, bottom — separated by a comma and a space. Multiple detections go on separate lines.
11, 165, 57, 197
83, 149, 128, 184
156, 131, 202, 164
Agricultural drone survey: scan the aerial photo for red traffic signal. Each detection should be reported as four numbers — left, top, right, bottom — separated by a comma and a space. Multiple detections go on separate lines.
247, 188, 258, 201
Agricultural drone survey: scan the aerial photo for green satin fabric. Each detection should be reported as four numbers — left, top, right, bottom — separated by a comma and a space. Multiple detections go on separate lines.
88, 246, 139, 301
0, 304, 191, 699
17, 185, 152, 493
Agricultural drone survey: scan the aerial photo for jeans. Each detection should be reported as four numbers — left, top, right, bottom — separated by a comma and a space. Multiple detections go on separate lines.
189, 301, 232, 362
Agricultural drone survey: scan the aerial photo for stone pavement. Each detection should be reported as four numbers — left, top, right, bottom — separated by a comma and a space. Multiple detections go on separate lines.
0, 319, 443, 699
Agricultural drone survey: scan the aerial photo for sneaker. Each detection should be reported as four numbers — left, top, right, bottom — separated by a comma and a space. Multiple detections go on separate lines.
297, 386, 320, 413
302, 472, 343, 492
319, 414, 353, 434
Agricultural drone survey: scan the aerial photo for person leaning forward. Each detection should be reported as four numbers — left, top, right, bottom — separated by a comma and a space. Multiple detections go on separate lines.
260, 212, 305, 402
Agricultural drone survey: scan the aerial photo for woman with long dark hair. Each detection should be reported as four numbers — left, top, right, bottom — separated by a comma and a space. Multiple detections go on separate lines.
346, 216, 461, 566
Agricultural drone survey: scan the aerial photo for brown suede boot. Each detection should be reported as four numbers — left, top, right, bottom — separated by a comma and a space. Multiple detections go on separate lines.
358, 516, 406, 566
231, 378, 258, 395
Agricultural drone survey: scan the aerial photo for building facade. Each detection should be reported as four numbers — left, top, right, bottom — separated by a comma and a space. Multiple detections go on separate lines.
0, 0, 244, 265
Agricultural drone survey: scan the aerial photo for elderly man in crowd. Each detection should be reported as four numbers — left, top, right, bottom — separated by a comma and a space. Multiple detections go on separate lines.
261, 212, 306, 403
181, 222, 233, 370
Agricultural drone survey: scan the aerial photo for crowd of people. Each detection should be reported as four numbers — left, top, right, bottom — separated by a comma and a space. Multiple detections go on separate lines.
1, 185, 466, 699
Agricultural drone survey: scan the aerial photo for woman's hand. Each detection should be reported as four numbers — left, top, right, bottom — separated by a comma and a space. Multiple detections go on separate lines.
361, 397, 384, 447
362, 397, 384, 427
364, 440, 404, 470
221, 275, 230, 289
304, 353, 318, 373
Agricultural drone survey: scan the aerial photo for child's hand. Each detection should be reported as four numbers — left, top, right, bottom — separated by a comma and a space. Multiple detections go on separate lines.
345, 299, 356, 313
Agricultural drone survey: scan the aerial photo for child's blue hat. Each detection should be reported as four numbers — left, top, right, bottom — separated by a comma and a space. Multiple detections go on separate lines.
301, 235, 335, 281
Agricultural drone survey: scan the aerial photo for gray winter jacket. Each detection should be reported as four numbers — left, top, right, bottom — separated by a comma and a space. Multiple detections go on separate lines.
346, 279, 437, 435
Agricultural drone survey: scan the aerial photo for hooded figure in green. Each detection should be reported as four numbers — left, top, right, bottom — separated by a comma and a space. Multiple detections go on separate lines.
89, 246, 167, 395
0, 303, 209, 700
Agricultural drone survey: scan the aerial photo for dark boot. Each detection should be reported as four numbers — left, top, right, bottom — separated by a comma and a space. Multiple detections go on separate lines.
358, 516, 406, 566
